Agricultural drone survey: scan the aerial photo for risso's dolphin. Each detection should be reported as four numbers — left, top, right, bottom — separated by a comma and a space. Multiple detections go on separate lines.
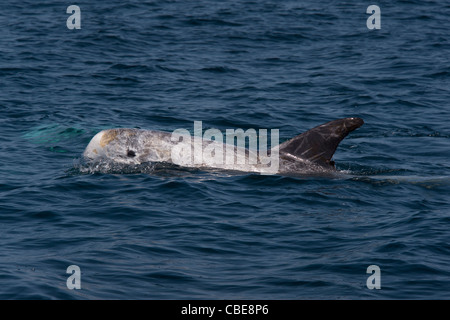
83, 117, 364, 175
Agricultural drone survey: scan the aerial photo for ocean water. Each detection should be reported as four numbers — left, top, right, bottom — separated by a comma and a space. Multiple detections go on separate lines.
1, 0, 449, 299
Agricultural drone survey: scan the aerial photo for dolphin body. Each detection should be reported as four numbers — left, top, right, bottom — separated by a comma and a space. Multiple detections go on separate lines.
83, 117, 364, 175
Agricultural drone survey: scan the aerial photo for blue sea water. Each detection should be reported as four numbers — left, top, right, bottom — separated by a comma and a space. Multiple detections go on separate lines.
0, 0, 449, 299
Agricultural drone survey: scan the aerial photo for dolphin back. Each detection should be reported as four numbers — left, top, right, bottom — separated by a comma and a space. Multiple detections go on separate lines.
277, 117, 364, 169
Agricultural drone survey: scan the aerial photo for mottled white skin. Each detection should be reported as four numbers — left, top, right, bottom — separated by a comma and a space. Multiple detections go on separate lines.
83, 128, 281, 175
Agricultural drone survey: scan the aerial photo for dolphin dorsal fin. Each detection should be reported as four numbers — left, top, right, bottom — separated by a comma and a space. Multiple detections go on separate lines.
277, 117, 364, 168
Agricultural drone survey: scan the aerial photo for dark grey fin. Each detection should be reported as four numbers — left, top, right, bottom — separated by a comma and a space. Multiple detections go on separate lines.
278, 117, 364, 169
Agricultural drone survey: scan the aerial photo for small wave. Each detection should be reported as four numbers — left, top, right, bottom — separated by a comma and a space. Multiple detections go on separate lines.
351, 174, 450, 188
75, 159, 157, 175
108, 63, 155, 72
74, 158, 207, 177
200, 66, 240, 73
183, 18, 242, 27
23, 124, 84, 144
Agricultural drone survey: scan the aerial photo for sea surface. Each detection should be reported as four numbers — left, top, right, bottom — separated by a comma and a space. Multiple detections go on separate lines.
1, 0, 449, 299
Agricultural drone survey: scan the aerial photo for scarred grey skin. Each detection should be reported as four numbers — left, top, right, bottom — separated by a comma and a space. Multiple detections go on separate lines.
83, 118, 364, 175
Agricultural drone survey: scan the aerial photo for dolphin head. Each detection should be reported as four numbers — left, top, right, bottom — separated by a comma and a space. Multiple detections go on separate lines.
83, 129, 140, 164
